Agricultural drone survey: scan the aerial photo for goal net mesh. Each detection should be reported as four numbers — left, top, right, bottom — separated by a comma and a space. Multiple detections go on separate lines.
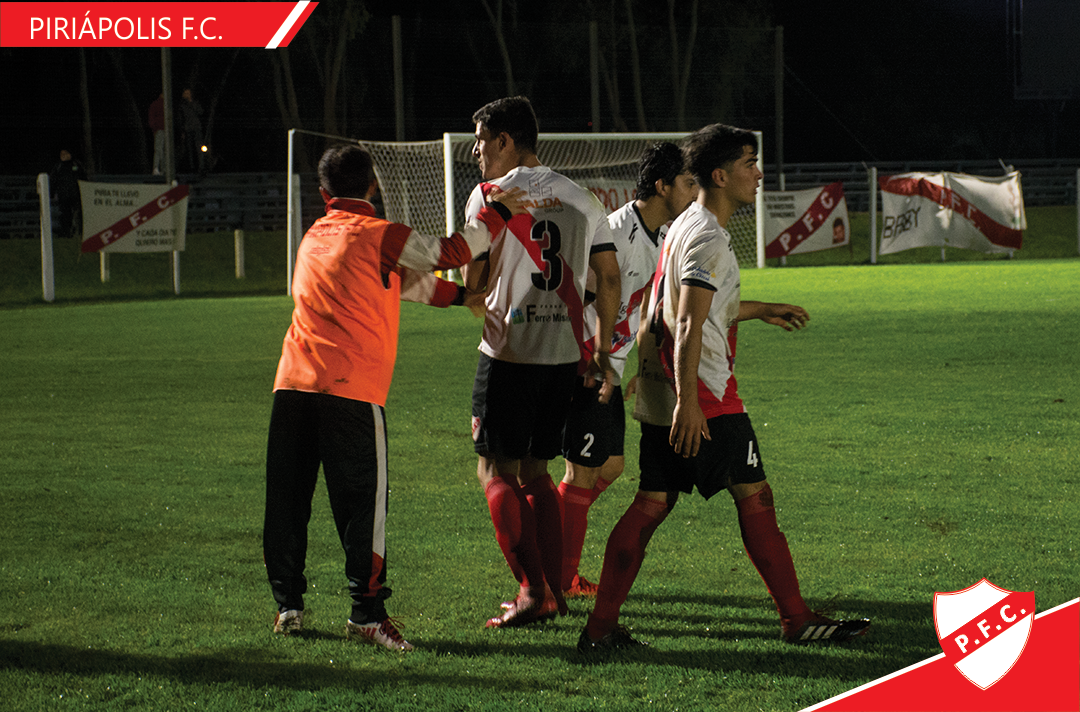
358, 133, 761, 269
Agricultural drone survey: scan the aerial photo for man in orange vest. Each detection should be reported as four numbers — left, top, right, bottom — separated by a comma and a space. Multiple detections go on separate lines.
264, 144, 526, 650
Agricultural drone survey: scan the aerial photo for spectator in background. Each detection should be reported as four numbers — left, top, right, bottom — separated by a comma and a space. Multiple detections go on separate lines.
50, 149, 86, 239
149, 92, 165, 176
832, 217, 846, 245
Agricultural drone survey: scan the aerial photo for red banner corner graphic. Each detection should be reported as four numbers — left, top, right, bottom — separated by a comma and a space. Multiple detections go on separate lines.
802, 598, 1079, 712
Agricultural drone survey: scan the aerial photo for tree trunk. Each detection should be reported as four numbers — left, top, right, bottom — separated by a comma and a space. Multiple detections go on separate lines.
623, 0, 648, 131
78, 49, 96, 175
322, 8, 352, 138
203, 48, 241, 171
270, 49, 311, 172
479, 0, 516, 96
597, 14, 628, 132
105, 49, 149, 173
668, 0, 699, 131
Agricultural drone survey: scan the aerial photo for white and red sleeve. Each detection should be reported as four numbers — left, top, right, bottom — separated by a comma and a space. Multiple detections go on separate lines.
384, 203, 510, 273
398, 268, 461, 307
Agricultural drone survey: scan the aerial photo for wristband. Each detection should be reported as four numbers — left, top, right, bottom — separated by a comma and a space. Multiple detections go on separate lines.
487, 200, 512, 222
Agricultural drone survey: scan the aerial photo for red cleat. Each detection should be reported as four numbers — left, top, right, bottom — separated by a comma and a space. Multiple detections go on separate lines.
563, 574, 599, 599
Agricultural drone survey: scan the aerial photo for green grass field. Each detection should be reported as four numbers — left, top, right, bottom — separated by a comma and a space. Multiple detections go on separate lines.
1, 250, 1077, 710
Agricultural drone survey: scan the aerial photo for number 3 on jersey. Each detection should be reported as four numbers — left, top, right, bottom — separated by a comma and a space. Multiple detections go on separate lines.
530, 220, 563, 291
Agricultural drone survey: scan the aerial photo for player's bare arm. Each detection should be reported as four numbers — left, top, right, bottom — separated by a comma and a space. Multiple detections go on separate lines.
670, 283, 714, 458
587, 249, 621, 404
738, 300, 809, 331
623, 296, 652, 401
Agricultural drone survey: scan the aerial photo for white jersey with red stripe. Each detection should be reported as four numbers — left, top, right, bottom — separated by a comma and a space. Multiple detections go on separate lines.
634, 201, 745, 426
580, 202, 666, 384
466, 165, 616, 365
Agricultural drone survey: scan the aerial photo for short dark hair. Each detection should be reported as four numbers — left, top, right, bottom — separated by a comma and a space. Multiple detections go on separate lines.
682, 124, 757, 188
318, 144, 375, 199
635, 142, 685, 200
472, 96, 539, 154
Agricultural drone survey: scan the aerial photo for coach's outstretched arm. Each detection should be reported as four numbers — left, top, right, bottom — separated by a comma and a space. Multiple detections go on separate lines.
738, 301, 810, 331
392, 186, 528, 273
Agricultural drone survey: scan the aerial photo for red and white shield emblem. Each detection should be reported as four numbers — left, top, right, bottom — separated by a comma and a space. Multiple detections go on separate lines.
934, 579, 1035, 690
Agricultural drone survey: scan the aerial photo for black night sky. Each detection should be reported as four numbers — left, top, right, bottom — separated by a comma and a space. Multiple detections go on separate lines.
1, 0, 1076, 177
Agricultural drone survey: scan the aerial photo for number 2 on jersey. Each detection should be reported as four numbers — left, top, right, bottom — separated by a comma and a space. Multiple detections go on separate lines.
580, 432, 595, 458
530, 220, 563, 291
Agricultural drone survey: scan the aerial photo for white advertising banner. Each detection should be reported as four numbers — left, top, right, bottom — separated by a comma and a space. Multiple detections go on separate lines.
879, 172, 1025, 255
579, 180, 637, 213
80, 182, 189, 254
764, 182, 849, 258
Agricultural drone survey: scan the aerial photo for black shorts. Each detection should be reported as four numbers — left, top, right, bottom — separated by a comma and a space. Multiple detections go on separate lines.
472, 354, 578, 461
562, 379, 625, 467
638, 412, 765, 500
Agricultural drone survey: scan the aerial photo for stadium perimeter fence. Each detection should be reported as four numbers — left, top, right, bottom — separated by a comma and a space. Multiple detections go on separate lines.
2, 157, 1077, 304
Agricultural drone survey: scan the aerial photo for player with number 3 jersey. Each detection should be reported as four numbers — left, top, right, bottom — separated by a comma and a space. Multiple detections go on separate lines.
462, 96, 621, 629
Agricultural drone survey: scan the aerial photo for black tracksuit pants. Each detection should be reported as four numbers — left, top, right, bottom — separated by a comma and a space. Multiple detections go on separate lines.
263, 390, 389, 623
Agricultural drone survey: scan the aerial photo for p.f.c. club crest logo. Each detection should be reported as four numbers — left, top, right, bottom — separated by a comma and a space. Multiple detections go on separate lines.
934, 579, 1035, 690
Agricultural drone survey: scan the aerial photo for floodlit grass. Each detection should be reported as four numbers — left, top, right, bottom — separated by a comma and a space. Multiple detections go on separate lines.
1, 259, 1077, 711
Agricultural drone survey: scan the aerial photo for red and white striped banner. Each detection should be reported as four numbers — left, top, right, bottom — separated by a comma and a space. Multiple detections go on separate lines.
0, 2, 317, 48
80, 182, 189, 253
879, 172, 1025, 255
764, 182, 850, 258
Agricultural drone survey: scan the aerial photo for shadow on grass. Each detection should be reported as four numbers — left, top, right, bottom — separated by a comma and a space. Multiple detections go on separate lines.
0, 595, 942, 691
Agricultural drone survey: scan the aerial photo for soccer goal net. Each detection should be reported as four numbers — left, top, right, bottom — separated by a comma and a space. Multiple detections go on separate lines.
287, 131, 764, 291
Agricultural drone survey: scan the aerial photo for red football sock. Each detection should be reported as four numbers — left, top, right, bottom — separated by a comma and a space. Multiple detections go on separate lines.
591, 475, 613, 503
484, 475, 544, 592
558, 481, 594, 587
586, 494, 670, 640
735, 484, 812, 626
521, 476, 565, 606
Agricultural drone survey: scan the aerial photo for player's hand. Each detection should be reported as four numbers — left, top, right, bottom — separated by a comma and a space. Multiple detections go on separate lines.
670, 400, 710, 458
761, 303, 809, 331
583, 351, 617, 404
463, 289, 487, 318
486, 186, 529, 216
623, 375, 638, 401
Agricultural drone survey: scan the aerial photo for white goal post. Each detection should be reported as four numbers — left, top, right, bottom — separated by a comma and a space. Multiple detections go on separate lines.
287, 130, 765, 292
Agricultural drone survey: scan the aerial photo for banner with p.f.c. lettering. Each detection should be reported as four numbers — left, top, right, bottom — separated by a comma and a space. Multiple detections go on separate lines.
764, 182, 849, 259
879, 172, 1025, 255
80, 181, 188, 253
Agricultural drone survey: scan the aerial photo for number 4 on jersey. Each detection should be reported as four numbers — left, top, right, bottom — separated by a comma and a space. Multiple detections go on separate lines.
747, 440, 759, 468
